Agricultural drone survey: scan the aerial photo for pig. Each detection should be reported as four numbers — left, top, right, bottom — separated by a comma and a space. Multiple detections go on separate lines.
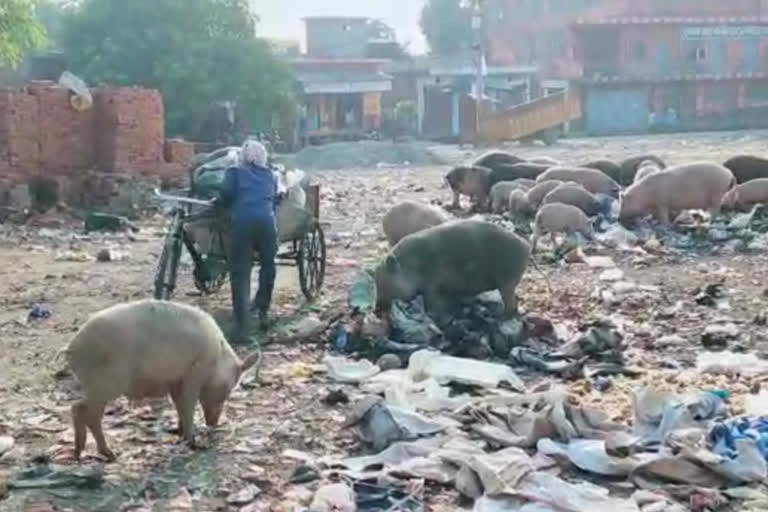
536, 166, 621, 197
473, 151, 525, 169
532, 203, 593, 252
373, 219, 530, 315
490, 163, 552, 187
720, 178, 768, 211
527, 156, 561, 166
582, 159, 622, 184
723, 155, 768, 184
444, 165, 491, 208
619, 161, 736, 225
489, 180, 535, 212
633, 161, 662, 183
541, 182, 601, 216
508, 189, 530, 214
382, 201, 451, 246
63, 299, 261, 461
620, 154, 666, 185
525, 180, 564, 211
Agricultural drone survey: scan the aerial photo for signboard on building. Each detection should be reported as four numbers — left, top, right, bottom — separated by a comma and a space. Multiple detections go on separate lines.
682, 26, 768, 40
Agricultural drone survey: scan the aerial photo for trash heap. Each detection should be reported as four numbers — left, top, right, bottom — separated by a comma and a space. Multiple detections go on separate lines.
312, 346, 768, 511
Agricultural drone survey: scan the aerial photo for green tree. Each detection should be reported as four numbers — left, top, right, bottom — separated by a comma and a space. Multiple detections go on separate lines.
0, 0, 47, 67
420, 0, 475, 56
60, 0, 296, 137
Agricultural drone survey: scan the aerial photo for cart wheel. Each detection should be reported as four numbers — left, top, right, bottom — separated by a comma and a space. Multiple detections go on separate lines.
154, 228, 183, 300
298, 222, 326, 300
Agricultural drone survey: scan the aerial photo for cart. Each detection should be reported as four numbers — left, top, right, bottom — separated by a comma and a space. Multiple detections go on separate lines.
152, 162, 326, 302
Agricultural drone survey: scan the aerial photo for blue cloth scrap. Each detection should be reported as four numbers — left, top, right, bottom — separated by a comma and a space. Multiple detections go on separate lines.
709, 417, 768, 460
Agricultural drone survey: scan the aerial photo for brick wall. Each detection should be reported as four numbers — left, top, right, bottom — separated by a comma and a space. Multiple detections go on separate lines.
95, 87, 165, 174
0, 83, 194, 210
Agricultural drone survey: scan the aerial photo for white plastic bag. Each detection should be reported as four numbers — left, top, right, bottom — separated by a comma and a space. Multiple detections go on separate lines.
58, 71, 93, 111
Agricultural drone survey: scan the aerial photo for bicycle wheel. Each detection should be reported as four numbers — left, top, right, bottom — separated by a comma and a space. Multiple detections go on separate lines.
154, 215, 184, 300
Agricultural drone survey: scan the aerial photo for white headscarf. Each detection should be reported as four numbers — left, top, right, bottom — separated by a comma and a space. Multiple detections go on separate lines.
240, 139, 268, 167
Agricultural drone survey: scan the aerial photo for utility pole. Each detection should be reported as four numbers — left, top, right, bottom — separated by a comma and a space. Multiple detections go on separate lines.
472, 0, 485, 148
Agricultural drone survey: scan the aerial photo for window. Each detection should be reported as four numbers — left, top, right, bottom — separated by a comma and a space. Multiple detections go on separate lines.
633, 41, 647, 60
688, 46, 707, 61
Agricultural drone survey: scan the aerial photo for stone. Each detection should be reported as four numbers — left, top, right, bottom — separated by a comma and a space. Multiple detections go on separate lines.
226, 484, 261, 506
491, 318, 525, 358
376, 353, 402, 371
702, 323, 740, 350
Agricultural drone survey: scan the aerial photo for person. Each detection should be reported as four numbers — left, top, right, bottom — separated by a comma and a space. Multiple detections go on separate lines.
218, 140, 278, 343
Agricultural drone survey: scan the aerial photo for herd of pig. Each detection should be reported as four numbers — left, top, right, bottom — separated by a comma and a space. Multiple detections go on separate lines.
372, 152, 768, 333
381, 153, 768, 254
54, 152, 768, 466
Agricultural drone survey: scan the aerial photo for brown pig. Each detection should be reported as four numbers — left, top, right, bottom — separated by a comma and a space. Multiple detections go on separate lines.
582, 159, 622, 184
473, 151, 525, 169
619, 161, 736, 225
489, 180, 535, 212
382, 200, 451, 246
508, 189, 530, 214
633, 161, 662, 183
63, 299, 261, 461
444, 165, 491, 209
532, 203, 593, 252
620, 154, 666, 185
525, 180, 564, 211
374, 219, 530, 315
541, 182, 600, 216
490, 163, 551, 186
527, 156, 561, 166
536, 166, 621, 197
720, 178, 768, 211
723, 155, 768, 184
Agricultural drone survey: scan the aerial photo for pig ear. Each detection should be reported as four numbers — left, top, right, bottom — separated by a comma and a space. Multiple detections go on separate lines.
385, 254, 400, 272
240, 350, 262, 372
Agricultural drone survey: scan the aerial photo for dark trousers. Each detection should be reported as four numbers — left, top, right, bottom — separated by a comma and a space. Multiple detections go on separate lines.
229, 219, 278, 338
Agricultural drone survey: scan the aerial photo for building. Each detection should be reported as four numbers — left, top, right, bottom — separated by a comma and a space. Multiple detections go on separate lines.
303, 16, 397, 59
291, 17, 399, 144
482, 0, 618, 79
384, 53, 537, 141
293, 58, 392, 141
572, 13, 768, 134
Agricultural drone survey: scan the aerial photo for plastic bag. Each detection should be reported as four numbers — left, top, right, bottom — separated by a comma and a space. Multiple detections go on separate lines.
58, 71, 93, 111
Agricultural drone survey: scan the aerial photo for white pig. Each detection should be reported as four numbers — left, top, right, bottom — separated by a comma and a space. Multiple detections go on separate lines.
63, 299, 261, 461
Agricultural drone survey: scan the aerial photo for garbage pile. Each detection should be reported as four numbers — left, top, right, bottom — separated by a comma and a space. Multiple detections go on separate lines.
313, 348, 768, 511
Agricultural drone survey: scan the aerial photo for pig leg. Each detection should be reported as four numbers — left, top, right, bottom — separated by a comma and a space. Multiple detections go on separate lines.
451, 190, 461, 209
168, 382, 186, 438
531, 225, 544, 252
499, 282, 519, 315
75, 399, 114, 461
72, 401, 88, 461
655, 205, 671, 226
174, 376, 205, 448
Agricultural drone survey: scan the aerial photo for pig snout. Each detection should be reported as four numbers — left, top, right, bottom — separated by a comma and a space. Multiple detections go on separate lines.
202, 400, 224, 427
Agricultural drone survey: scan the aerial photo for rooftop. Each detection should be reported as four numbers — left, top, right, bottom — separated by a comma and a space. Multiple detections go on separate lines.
579, 71, 768, 84
302, 16, 373, 22
573, 16, 768, 26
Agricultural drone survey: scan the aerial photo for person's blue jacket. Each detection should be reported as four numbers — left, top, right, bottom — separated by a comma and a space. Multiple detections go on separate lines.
219, 163, 277, 226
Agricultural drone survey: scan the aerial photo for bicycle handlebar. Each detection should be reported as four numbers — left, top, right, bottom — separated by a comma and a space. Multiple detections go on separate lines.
154, 188, 216, 207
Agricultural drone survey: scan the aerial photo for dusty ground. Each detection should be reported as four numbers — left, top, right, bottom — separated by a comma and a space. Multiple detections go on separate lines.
2, 130, 768, 511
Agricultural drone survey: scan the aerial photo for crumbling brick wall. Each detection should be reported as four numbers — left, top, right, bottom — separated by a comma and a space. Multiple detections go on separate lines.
95, 87, 165, 174
0, 82, 192, 211
30, 82, 96, 173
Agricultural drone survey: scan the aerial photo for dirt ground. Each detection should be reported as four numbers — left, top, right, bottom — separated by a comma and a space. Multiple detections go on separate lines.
2, 130, 768, 511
